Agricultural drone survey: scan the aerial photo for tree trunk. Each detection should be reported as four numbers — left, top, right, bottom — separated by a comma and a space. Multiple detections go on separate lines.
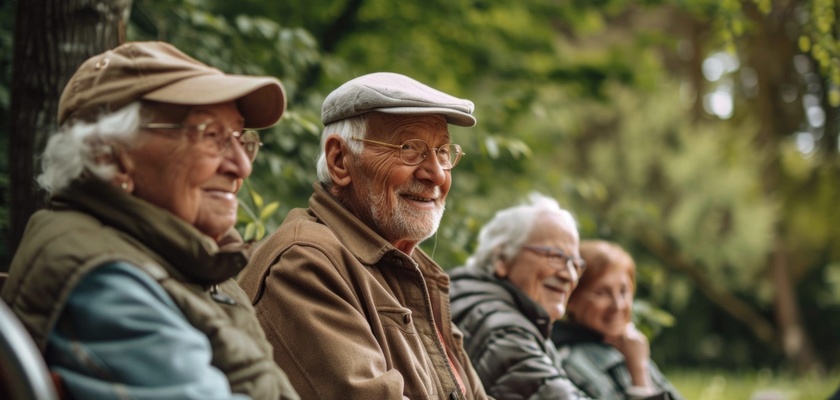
8, 0, 132, 263
742, 1, 822, 374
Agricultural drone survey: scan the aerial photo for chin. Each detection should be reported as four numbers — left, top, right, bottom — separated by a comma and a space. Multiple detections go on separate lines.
548, 307, 566, 322
196, 219, 236, 240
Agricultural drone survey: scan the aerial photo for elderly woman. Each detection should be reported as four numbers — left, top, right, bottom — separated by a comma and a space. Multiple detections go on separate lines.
1, 42, 298, 400
449, 193, 590, 399
552, 240, 683, 400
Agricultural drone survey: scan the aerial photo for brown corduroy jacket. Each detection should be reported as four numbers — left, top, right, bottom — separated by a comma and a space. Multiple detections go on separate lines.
238, 183, 490, 400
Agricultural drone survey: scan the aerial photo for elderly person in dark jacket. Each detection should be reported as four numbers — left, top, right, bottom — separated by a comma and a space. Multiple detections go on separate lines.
450, 194, 669, 400
450, 193, 587, 399
552, 240, 683, 400
1, 41, 298, 400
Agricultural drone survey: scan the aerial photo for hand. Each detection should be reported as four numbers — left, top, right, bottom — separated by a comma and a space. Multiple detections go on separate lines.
604, 323, 652, 388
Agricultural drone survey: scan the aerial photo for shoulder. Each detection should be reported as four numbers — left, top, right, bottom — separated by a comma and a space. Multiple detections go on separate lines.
562, 341, 625, 371
68, 261, 177, 311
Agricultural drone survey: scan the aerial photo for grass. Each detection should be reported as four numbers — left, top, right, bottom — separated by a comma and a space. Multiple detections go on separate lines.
667, 368, 839, 400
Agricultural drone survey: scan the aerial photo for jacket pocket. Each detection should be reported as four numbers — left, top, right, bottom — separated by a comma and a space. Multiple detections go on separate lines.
378, 306, 416, 334
376, 306, 438, 398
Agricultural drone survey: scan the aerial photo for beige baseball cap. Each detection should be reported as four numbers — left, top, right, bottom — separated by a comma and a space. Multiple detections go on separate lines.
58, 41, 286, 129
321, 72, 475, 127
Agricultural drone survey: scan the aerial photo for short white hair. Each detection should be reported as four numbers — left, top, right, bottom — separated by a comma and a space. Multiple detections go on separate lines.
466, 193, 579, 274
315, 114, 367, 185
37, 102, 143, 194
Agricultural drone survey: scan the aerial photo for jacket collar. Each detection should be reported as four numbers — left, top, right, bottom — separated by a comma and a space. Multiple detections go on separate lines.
308, 183, 409, 265
451, 265, 553, 339
307, 183, 449, 284
551, 321, 627, 369
551, 320, 603, 346
52, 178, 248, 285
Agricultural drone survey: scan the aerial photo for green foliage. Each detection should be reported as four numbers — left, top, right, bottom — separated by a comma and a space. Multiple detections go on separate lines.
634, 299, 676, 338
5, 0, 832, 373
237, 180, 280, 242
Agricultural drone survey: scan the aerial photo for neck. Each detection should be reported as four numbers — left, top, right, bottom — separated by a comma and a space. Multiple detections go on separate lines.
393, 239, 417, 255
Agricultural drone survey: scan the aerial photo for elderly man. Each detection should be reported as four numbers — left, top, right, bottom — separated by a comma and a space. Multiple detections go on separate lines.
2, 41, 298, 399
238, 72, 489, 400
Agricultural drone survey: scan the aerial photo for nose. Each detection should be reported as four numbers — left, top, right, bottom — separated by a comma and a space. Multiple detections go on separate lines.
221, 139, 253, 179
552, 260, 579, 286
610, 292, 628, 311
414, 149, 447, 186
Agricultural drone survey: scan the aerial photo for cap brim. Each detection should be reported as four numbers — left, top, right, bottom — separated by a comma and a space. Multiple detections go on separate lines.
373, 107, 476, 127
143, 74, 286, 129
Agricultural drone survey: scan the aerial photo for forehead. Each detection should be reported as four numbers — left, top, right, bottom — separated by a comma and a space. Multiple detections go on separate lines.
527, 212, 576, 241
367, 112, 450, 141
142, 101, 244, 123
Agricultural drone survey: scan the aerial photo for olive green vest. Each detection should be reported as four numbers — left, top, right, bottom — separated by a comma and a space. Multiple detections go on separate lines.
1, 179, 299, 400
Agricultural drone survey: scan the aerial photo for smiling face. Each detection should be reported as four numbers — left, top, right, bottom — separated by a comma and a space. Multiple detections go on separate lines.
566, 242, 636, 338
128, 101, 252, 238
567, 267, 634, 338
343, 112, 452, 253
494, 212, 581, 322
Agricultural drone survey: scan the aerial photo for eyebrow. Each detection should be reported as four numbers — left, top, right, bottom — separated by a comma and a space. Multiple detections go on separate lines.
187, 109, 245, 126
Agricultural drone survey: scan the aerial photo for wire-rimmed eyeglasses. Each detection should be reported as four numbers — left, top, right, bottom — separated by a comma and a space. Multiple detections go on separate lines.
350, 137, 464, 170
141, 119, 263, 162
522, 245, 587, 275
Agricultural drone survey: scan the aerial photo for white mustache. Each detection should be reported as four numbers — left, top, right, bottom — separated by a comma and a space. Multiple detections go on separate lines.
397, 182, 441, 199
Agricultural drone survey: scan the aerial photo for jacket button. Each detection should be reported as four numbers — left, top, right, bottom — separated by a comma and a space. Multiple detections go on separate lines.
449, 391, 459, 400
403, 314, 411, 325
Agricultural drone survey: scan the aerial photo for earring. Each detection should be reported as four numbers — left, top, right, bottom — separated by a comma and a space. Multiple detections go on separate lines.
121, 182, 129, 191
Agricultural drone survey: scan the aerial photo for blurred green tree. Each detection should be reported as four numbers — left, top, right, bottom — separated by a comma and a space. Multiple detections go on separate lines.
3, 0, 839, 376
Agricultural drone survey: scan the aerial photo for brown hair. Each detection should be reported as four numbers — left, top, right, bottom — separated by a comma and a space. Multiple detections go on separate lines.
571, 240, 637, 298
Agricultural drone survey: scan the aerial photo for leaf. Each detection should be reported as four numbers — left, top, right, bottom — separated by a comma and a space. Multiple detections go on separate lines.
260, 201, 280, 220
238, 201, 258, 222
250, 187, 264, 209
243, 222, 256, 242
254, 222, 266, 241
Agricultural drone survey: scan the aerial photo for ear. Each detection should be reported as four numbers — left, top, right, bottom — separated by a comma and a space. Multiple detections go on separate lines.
325, 135, 352, 189
493, 248, 510, 278
110, 144, 136, 193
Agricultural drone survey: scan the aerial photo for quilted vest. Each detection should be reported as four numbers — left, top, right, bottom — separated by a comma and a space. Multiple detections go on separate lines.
1, 179, 298, 400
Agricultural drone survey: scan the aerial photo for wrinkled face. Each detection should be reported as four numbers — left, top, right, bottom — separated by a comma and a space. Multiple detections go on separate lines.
194, 177, 244, 241
495, 212, 580, 322
347, 113, 452, 247
567, 267, 634, 338
129, 101, 252, 238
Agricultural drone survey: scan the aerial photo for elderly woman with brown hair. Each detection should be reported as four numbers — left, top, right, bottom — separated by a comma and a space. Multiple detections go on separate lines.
551, 240, 683, 400
1, 42, 298, 400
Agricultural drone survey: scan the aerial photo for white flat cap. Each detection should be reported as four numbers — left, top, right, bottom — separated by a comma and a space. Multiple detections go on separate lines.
321, 72, 476, 127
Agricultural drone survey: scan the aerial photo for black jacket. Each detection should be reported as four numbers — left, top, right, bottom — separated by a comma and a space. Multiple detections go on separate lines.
449, 265, 589, 400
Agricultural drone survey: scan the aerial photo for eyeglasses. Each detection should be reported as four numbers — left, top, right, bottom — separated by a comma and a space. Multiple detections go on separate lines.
141, 119, 262, 161
522, 245, 587, 275
350, 137, 464, 170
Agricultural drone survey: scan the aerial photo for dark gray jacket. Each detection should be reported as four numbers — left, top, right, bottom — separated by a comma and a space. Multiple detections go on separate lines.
449, 265, 589, 400
552, 322, 683, 400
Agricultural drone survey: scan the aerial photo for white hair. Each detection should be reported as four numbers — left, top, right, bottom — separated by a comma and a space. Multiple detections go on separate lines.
37, 102, 143, 194
466, 193, 579, 274
315, 114, 367, 185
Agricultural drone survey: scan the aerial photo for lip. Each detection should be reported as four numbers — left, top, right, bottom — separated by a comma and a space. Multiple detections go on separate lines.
400, 192, 440, 209
202, 188, 237, 200
402, 193, 435, 201
543, 283, 567, 295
